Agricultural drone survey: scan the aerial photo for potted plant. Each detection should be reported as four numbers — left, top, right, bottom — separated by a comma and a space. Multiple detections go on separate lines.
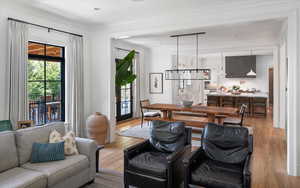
115, 50, 137, 103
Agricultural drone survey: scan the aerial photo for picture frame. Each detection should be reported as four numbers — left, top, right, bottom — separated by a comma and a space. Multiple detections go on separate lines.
17, 120, 33, 130
149, 73, 163, 94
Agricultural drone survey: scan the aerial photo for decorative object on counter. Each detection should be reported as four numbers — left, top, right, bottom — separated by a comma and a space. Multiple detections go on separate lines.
165, 32, 211, 84
17, 120, 33, 129
231, 85, 241, 95
149, 73, 163, 94
86, 112, 109, 145
182, 100, 193, 108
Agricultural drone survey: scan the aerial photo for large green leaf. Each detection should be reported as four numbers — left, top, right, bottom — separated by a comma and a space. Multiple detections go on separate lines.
115, 50, 137, 87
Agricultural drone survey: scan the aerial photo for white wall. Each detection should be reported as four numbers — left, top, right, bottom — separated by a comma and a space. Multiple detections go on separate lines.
0, 1, 93, 122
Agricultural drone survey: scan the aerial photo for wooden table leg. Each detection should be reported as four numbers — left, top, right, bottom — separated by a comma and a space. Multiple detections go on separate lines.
207, 114, 216, 123
218, 117, 225, 125
162, 110, 168, 119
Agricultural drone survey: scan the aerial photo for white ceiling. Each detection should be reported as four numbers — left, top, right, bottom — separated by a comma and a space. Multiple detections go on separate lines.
12, 0, 287, 25
123, 19, 284, 50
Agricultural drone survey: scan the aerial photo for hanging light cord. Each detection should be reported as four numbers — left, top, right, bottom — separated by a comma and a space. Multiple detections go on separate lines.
196, 34, 199, 69
176, 36, 179, 69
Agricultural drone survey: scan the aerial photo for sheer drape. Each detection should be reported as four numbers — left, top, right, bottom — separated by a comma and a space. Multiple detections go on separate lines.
8, 20, 29, 129
65, 36, 85, 137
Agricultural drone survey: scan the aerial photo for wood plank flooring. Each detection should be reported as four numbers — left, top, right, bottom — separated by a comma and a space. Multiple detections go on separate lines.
99, 115, 300, 188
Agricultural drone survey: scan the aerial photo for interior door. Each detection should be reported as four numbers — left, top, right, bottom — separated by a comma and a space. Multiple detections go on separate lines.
115, 59, 133, 122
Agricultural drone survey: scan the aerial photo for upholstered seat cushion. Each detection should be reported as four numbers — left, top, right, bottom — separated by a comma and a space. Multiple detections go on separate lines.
22, 154, 89, 187
0, 167, 47, 188
128, 152, 169, 178
191, 158, 243, 188
223, 117, 241, 125
144, 112, 160, 117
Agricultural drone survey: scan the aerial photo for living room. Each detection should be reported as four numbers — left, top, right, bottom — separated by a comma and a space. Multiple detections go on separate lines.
0, 0, 300, 188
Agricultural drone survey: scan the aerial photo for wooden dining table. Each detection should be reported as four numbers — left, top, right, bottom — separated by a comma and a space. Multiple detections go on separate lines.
143, 103, 238, 127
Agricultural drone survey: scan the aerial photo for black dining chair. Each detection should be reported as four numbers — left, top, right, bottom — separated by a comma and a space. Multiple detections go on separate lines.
124, 120, 192, 188
183, 123, 253, 188
140, 99, 161, 127
223, 104, 247, 126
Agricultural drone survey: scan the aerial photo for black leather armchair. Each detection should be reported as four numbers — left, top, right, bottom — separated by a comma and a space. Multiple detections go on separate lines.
124, 120, 192, 188
183, 123, 253, 188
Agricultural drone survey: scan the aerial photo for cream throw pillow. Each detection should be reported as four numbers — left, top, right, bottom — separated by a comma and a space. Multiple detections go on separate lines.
49, 130, 79, 155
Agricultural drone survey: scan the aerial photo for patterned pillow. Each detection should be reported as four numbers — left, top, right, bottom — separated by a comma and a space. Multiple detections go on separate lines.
49, 130, 79, 155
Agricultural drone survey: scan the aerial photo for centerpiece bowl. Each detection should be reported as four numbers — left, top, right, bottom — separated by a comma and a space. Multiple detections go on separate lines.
182, 100, 193, 108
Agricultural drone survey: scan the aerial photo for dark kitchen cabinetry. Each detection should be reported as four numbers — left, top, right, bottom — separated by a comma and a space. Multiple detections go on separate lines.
225, 56, 256, 78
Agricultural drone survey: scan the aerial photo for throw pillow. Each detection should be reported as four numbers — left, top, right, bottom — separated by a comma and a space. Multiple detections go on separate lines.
63, 131, 79, 155
0, 120, 13, 132
31, 142, 65, 163
49, 130, 79, 155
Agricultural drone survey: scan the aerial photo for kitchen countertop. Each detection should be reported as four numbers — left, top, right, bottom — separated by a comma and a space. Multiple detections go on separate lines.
207, 92, 268, 98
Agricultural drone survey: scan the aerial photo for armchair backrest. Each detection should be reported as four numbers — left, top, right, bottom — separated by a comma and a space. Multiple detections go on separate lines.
150, 120, 188, 153
202, 123, 250, 164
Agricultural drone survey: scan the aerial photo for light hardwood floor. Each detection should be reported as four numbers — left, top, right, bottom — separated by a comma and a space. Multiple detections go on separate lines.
99, 115, 300, 188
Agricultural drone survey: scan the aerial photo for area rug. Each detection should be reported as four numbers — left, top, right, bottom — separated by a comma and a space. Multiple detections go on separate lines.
118, 124, 202, 147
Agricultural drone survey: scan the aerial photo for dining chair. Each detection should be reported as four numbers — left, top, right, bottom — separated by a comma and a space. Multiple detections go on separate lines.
140, 99, 161, 127
223, 104, 247, 126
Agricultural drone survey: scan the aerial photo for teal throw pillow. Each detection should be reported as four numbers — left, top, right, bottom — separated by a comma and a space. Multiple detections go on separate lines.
0, 120, 12, 132
31, 142, 65, 163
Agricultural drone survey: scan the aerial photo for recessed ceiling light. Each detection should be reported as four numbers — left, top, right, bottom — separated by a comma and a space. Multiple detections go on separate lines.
94, 8, 101, 11
131, 0, 144, 2
117, 36, 131, 39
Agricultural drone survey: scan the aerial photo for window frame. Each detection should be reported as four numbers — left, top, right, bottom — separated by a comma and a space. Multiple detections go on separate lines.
28, 41, 65, 125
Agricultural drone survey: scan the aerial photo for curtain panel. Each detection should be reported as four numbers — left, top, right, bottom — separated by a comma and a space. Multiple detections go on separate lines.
65, 36, 85, 137
7, 20, 29, 129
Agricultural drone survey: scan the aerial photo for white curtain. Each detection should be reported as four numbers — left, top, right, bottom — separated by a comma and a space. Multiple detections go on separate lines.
8, 20, 29, 129
66, 36, 85, 137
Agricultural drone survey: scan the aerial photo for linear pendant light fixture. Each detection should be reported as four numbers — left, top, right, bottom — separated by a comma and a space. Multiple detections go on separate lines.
165, 32, 211, 81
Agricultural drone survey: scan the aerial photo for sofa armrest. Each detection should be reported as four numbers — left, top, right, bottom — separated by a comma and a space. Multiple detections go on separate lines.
75, 137, 97, 179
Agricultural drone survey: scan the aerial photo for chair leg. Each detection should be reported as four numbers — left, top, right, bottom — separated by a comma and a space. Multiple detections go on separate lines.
141, 118, 144, 128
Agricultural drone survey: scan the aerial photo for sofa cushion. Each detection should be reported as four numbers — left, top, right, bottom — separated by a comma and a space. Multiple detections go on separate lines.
22, 154, 89, 187
0, 167, 47, 188
128, 151, 169, 178
0, 131, 18, 173
31, 142, 65, 163
15, 122, 66, 165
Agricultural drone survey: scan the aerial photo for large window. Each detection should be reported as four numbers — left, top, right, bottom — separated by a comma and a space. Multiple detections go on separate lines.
28, 42, 65, 125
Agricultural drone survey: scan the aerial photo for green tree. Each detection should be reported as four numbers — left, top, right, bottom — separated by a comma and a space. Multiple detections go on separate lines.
27, 60, 61, 101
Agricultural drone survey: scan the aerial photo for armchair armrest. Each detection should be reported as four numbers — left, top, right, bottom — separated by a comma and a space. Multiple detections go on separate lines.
166, 145, 191, 163
243, 154, 252, 187
183, 147, 205, 166
75, 137, 97, 179
124, 140, 151, 159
